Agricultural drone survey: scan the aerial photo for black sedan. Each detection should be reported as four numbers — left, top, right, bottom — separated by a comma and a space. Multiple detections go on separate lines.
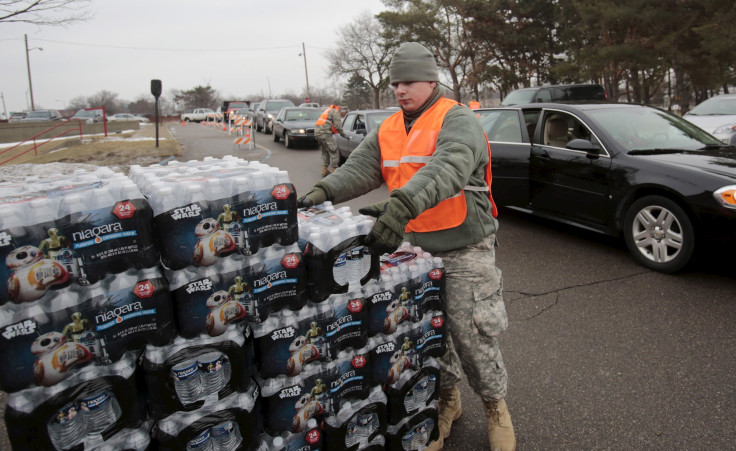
336, 109, 395, 163
272, 107, 321, 148
478, 103, 736, 273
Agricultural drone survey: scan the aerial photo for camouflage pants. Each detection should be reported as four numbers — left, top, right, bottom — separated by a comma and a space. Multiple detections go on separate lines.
315, 133, 340, 169
433, 234, 509, 402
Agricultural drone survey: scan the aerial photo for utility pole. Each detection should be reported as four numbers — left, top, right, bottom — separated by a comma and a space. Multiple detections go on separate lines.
25, 34, 36, 111
0, 92, 7, 120
301, 42, 311, 100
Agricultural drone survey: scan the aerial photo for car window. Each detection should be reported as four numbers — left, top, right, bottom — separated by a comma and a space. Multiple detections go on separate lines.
542, 112, 593, 149
266, 101, 294, 112
501, 88, 536, 106
688, 97, 736, 115
587, 107, 722, 152
535, 89, 553, 103
477, 110, 524, 143
342, 114, 356, 131
354, 115, 366, 131
367, 112, 392, 131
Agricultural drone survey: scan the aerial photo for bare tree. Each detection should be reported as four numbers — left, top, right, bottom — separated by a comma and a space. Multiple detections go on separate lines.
326, 11, 395, 108
0, 0, 92, 25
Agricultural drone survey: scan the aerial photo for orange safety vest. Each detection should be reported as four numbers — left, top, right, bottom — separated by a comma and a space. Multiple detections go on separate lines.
315, 105, 339, 134
468, 101, 481, 109
378, 97, 497, 233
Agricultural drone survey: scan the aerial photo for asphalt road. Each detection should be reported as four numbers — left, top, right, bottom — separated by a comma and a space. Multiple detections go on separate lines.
174, 122, 736, 450
1, 122, 733, 450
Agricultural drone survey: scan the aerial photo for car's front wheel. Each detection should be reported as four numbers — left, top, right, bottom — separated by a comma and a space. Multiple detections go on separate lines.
623, 195, 694, 273
273, 130, 280, 142
285, 132, 293, 148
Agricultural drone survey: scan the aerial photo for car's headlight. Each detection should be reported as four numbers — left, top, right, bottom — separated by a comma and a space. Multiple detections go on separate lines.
297, 129, 306, 134
267, 113, 274, 119
713, 123, 736, 134
714, 185, 736, 209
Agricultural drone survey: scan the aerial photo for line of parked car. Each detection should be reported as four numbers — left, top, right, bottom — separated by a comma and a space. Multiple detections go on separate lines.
6, 109, 150, 123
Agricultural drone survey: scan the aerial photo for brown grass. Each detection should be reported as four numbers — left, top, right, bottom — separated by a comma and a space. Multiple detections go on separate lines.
1, 123, 181, 172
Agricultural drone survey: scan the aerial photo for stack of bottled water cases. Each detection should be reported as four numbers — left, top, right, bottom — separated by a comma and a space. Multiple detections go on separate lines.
0, 168, 175, 450
132, 156, 303, 450
361, 242, 448, 450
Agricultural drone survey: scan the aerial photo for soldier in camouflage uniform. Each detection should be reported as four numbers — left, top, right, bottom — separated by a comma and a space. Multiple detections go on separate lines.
314, 102, 346, 176
299, 42, 515, 450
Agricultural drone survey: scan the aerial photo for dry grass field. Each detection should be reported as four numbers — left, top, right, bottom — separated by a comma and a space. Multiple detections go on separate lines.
0, 122, 181, 180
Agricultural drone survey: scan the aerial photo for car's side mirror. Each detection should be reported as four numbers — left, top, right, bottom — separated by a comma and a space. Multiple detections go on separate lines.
356, 128, 367, 135
567, 138, 601, 156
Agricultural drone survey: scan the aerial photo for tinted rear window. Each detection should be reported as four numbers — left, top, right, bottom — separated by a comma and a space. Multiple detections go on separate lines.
554, 85, 606, 101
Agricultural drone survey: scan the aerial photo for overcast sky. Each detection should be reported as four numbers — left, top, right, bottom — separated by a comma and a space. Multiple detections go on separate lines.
0, 0, 387, 114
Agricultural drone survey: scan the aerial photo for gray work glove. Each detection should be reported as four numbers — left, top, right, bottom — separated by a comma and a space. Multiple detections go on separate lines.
297, 186, 327, 208
360, 195, 412, 256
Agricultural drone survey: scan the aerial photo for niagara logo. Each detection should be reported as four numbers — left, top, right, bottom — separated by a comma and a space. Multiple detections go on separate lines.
2, 319, 37, 339
171, 204, 202, 220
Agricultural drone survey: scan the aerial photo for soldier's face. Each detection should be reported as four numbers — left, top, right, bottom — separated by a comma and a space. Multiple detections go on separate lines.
392, 81, 436, 112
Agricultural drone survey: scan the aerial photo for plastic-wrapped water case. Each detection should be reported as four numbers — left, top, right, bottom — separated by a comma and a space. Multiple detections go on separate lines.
414, 311, 447, 362
5, 351, 145, 450
297, 203, 379, 302
153, 380, 260, 451
252, 306, 330, 379
0, 266, 176, 393
167, 243, 307, 337
256, 418, 323, 451
386, 358, 441, 425
90, 419, 154, 451
0, 171, 159, 306
367, 322, 423, 387
385, 402, 440, 450
362, 243, 446, 336
141, 324, 254, 419
257, 347, 372, 436
324, 386, 387, 451
138, 158, 298, 270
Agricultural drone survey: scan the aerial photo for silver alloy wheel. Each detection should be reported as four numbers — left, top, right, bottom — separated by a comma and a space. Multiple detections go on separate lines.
630, 204, 683, 263
284, 132, 291, 148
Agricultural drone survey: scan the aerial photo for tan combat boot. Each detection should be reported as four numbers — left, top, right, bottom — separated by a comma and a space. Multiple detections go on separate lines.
483, 398, 516, 451
437, 386, 463, 439
320, 165, 329, 177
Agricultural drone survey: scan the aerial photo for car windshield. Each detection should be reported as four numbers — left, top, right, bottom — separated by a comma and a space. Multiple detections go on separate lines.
501, 88, 536, 106
285, 109, 321, 121
229, 102, 249, 110
687, 97, 736, 116
27, 111, 51, 118
367, 112, 393, 129
586, 107, 724, 152
267, 101, 293, 112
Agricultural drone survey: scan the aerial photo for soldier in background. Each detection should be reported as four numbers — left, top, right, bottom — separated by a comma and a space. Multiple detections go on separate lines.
314, 102, 347, 176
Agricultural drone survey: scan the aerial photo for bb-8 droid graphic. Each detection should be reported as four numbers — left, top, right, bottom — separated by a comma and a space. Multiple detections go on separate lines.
32, 331, 93, 386
205, 290, 247, 336
192, 218, 237, 267
6, 245, 70, 303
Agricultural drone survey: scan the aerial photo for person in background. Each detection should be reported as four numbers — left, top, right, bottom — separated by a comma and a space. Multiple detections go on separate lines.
468, 96, 481, 109
298, 42, 515, 450
314, 101, 346, 176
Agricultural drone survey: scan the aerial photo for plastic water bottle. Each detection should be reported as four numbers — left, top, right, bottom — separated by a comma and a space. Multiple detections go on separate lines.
47, 402, 86, 450
171, 358, 203, 404
80, 390, 122, 435
210, 420, 242, 450
187, 428, 214, 451
197, 352, 230, 396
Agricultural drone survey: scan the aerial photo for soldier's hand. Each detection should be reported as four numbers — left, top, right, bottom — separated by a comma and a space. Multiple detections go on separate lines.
363, 196, 411, 257
297, 186, 328, 208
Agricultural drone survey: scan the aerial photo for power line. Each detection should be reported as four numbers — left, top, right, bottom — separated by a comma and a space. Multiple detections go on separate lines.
30, 38, 307, 52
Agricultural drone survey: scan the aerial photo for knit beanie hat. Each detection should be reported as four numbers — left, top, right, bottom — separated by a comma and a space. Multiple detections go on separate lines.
389, 42, 439, 83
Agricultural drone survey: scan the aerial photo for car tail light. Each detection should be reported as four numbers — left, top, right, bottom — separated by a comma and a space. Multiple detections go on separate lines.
714, 186, 736, 209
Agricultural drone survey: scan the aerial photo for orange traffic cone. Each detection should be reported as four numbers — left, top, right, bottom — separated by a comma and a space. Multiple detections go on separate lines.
182, 120, 186, 126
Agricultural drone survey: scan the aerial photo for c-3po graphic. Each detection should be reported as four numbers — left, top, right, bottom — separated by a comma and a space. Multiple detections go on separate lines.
217, 204, 250, 255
